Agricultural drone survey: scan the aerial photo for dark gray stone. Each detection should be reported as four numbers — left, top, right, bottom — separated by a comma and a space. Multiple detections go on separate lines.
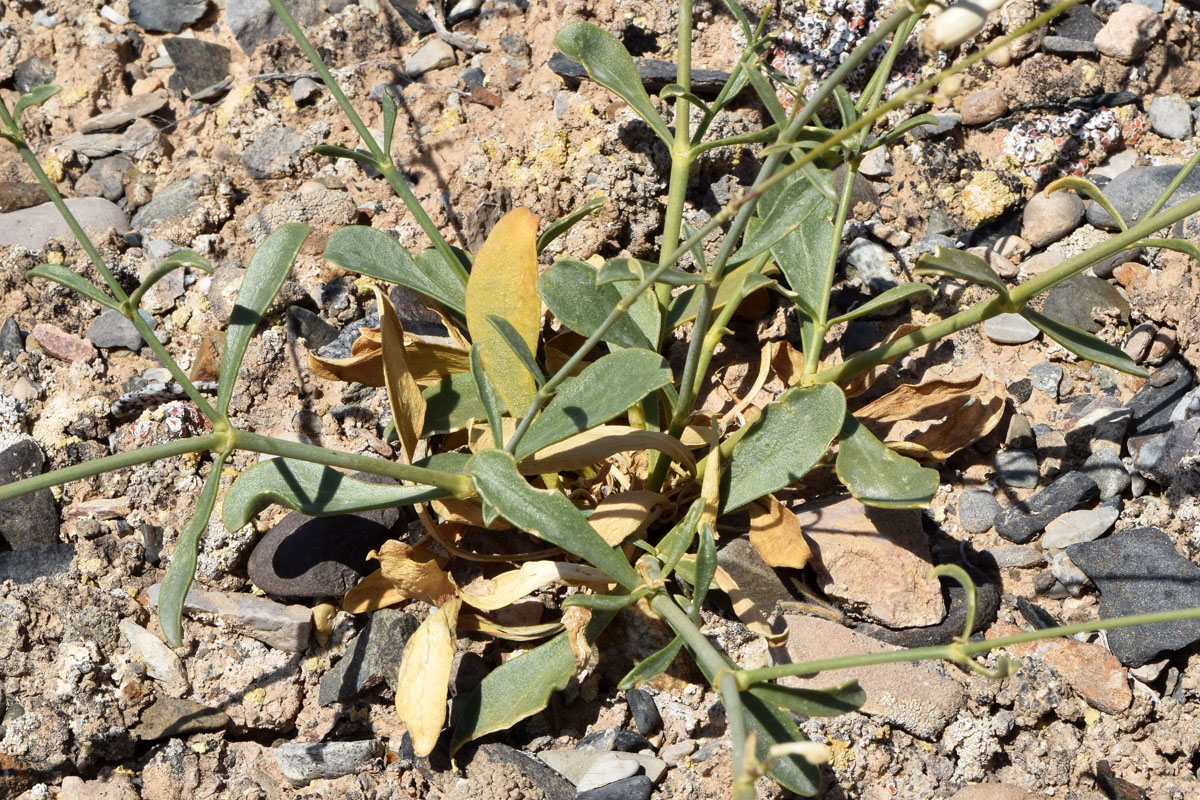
907, 113, 962, 140
1132, 419, 1200, 486
86, 309, 155, 350
1005, 414, 1035, 450
1149, 95, 1192, 140
132, 176, 203, 231
0, 439, 59, 551
129, 0, 208, 33
275, 740, 380, 786
135, 697, 230, 740
1041, 35, 1098, 56
1029, 362, 1063, 398
575, 776, 654, 800
318, 314, 380, 361
227, 0, 334, 54
463, 745, 574, 800
0, 318, 23, 361
1052, 3, 1103, 39
80, 95, 168, 133
994, 471, 1099, 544
1040, 274, 1129, 333
1091, 247, 1144, 279
624, 688, 662, 737
576, 729, 653, 753
1007, 378, 1033, 404
248, 502, 401, 600
958, 488, 1001, 533
0, 543, 74, 583
75, 154, 133, 202
716, 537, 794, 612
162, 37, 231, 95
546, 52, 731, 96
1068, 528, 1200, 666
242, 125, 308, 179
1065, 407, 1131, 457
385, 0, 433, 34
285, 306, 339, 350
1082, 447, 1130, 501
1086, 165, 1200, 231
12, 57, 55, 95
994, 450, 1039, 489
1129, 360, 1194, 438
318, 609, 420, 704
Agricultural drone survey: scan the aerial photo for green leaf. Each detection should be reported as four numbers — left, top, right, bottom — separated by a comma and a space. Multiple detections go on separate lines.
514, 348, 672, 459
382, 92, 399, 157
827, 282, 933, 326
914, 246, 1010, 301
744, 63, 788, 128
1021, 308, 1149, 378
835, 414, 939, 509
596, 257, 702, 287
692, 524, 717, 611
539, 259, 651, 349
612, 274, 663, 347
553, 22, 672, 146
470, 343, 505, 449
733, 170, 832, 265
159, 452, 226, 647
617, 634, 684, 690
324, 225, 467, 318
422, 371, 504, 435
537, 195, 606, 254
767, 176, 836, 355
655, 497, 704, 576
721, 383, 846, 513
668, 259, 771, 330
865, 112, 938, 150
450, 610, 616, 756
740, 689, 822, 795
487, 315, 546, 387
310, 144, 377, 167
748, 679, 866, 718
832, 86, 859, 129
218, 223, 310, 416
13, 85, 61, 125
658, 83, 712, 114
25, 264, 120, 311
1137, 236, 1200, 263
562, 590, 646, 612
221, 458, 445, 531
468, 449, 641, 589
129, 250, 213, 309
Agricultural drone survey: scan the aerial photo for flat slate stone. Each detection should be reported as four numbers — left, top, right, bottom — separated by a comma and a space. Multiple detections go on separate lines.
1129, 360, 1193, 438
129, 0, 209, 33
80, 94, 168, 133
547, 52, 730, 96
0, 197, 129, 251
318, 608, 420, 704
1040, 274, 1129, 333
162, 37, 230, 95
1086, 165, 1200, 231
1068, 528, 1200, 666
994, 471, 1099, 544
0, 543, 74, 583
984, 313, 1039, 344
715, 537, 794, 612
275, 740, 380, 786
0, 438, 59, 550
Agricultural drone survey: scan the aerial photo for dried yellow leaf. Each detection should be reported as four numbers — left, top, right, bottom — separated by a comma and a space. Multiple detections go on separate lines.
588, 490, 668, 546
374, 286, 426, 461
748, 495, 812, 570
309, 331, 469, 386
465, 208, 541, 413
396, 598, 461, 756
714, 565, 787, 646
517, 425, 697, 475
853, 373, 1005, 460
459, 561, 612, 611
311, 603, 338, 647
342, 569, 406, 614
563, 605, 594, 675
372, 540, 457, 604
458, 612, 564, 641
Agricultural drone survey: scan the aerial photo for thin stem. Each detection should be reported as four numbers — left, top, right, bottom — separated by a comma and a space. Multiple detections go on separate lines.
264, 0, 463, 278
802, 159, 858, 377
691, 125, 782, 156
232, 431, 472, 496
737, 604, 1200, 687
1145, 146, 1200, 219
0, 433, 223, 503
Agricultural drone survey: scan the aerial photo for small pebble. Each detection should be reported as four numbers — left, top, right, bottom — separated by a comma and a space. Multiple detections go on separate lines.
575, 775, 654, 800
983, 545, 1044, 569
1029, 362, 1064, 399
994, 471, 1099, 544
291, 77, 321, 104
960, 89, 1007, 126
994, 450, 1039, 489
31, 323, 96, 363
984, 314, 1039, 345
1094, 3, 1162, 63
1081, 447, 1131, 501
958, 488, 1002, 533
1149, 94, 1193, 140
406, 39, 456, 78
625, 688, 663, 737
1021, 190, 1084, 248
1041, 505, 1119, 551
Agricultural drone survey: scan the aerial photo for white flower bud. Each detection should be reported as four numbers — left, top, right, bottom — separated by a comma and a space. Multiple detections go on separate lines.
921, 0, 1007, 51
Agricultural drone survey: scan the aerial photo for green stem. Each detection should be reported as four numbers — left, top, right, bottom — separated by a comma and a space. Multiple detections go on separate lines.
802, 159, 858, 378
232, 431, 472, 496
131, 312, 221, 420
690, 125, 781, 156
815, 188, 1200, 386
0, 433, 223, 503
1145, 146, 1200, 219
656, 0, 696, 316
264, 0, 464, 280
737, 605, 1200, 688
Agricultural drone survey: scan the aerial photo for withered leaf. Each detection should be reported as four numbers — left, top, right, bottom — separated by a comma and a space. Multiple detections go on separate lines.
396, 598, 461, 756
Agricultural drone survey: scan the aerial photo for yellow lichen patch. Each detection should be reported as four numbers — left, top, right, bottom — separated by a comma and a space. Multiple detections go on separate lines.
216, 82, 257, 127
243, 687, 267, 706
60, 86, 89, 106
432, 106, 465, 134
959, 170, 1018, 227
43, 155, 64, 182
827, 738, 854, 771
278, 94, 298, 113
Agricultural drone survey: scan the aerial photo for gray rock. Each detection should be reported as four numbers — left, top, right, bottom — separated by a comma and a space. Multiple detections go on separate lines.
1086, 166, 1200, 231
406, 39, 457, 78
1082, 447, 1130, 500
0, 318, 22, 361
1040, 274, 1129, 333
1022, 190, 1084, 248
983, 313, 1039, 345
80, 94, 168, 133
716, 537, 794, 612
994, 450, 1039, 489
132, 177, 203, 231
1149, 94, 1193, 140
983, 545, 1043, 568
1132, 419, 1200, 486
908, 113, 961, 140
146, 583, 312, 651
118, 619, 189, 693
858, 147, 892, 178
1041, 35, 1098, 55
1065, 407, 1130, 457
0, 438, 59, 550
242, 125, 308, 180
291, 77, 321, 105
574, 754, 640, 792
86, 309, 156, 350
129, 0, 208, 33
1005, 413, 1035, 450
1129, 360, 1193, 438
247, 503, 401, 600
1068, 528, 1200, 666
1093, 2, 1162, 62
285, 306, 339, 349
1048, 551, 1089, 596
0, 543, 74, 583
0, 198, 129, 251
845, 237, 896, 292
386, 0, 434, 32
75, 154, 134, 202
576, 729, 652, 753
625, 688, 662, 737
994, 471, 1099, 543
576, 776, 654, 800
1091, 246, 1144, 279
161, 37, 230, 95
135, 697, 230, 739
1041, 505, 1119, 551
546, 53, 731, 96
466, 745, 573, 800
227, 0, 333, 54
1028, 362, 1063, 398
275, 740, 381, 786
12, 57, 55, 95
959, 488, 1001, 533
1053, 0, 1101, 35
539, 749, 666, 787
319, 609, 420, 704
